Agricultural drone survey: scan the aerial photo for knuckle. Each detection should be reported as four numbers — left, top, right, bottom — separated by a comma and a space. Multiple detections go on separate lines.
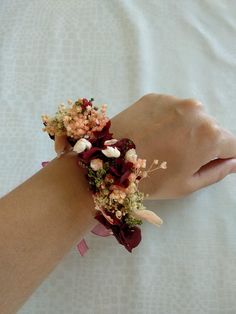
209, 123, 221, 138
141, 93, 158, 100
197, 118, 220, 139
215, 168, 228, 183
179, 98, 204, 111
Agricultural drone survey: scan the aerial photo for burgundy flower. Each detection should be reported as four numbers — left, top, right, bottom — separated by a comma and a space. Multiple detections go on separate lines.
81, 98, 93, 111
114, 138, 136, 157
92, 120, 113, 147
109, 158, 134, 188
95, 210, 121, 226
95, 212, 142, 253
112, 224, 142, 253
77, 147, 103, 165
67, 136, 77, 147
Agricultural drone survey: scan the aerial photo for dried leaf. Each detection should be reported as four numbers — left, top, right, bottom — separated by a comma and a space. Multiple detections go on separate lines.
131, 209, 163, 227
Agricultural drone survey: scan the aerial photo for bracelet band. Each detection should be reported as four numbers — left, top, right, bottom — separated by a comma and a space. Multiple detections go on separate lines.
41, 98, 167, 255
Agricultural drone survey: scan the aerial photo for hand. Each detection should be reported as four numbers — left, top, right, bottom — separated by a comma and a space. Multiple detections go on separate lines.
111, 93, 236, 200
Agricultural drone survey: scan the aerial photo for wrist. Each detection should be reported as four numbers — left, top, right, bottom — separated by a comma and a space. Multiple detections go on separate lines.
43, 150, 97, 239
41, 97, 165, 254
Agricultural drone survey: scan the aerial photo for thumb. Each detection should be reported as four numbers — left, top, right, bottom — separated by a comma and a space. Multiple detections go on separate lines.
190, 157, 236, 190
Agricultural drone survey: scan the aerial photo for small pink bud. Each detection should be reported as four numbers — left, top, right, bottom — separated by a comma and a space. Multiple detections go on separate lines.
160, 161, 167, 169
67, 99, 73, 105
142, 171, 148, 178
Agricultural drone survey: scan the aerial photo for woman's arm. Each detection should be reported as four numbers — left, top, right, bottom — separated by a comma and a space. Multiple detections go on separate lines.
1, 93, 236, 314
0, 151, 96, 314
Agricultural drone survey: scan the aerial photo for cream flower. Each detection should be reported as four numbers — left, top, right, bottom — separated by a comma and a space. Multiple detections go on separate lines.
104, 139, 118, 145
109, 189, 126, 204
160, 161, 167, 169
73, 138, 92, 153
90, 158, 103, 171
131, 209, 163, 227
128, 173, 136, 182
125, 182, 136, 194
115, 210, 123, 219
125, 148, 137, 163
102, 146, 120, 158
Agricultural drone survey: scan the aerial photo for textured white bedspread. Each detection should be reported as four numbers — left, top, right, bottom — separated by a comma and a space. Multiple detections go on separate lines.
1, 1, 236, 313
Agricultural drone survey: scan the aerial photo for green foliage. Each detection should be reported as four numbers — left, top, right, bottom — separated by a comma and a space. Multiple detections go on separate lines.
124, 215, 143, 227
87, 165, 108, 190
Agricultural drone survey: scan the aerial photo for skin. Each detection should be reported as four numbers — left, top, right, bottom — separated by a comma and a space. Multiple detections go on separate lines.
0, 93, 236, 313
111, 93, 236, 199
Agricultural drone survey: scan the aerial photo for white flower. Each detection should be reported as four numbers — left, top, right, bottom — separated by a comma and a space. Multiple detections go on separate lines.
90, 158, 103, 171
104, 139, 118, 145
102, 146, 120, 158
125, 148, 137, 163
131, 209, 163, 227
73, 138, 92, 153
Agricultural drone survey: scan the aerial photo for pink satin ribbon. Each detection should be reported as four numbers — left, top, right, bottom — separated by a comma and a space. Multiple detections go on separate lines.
41, 161, 113, 256
77, 223, 113, 256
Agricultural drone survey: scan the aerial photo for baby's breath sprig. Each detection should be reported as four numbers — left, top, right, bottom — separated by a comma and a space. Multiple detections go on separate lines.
138, 159, 167, 182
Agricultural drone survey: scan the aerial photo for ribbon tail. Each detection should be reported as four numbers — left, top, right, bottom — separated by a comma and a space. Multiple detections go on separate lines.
41, 161, 50, 167
76, 238, 89, 256
91, 222, 113, 237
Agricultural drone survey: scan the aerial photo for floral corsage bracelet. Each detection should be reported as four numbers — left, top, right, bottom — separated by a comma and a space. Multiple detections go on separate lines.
41, 98, 167, 255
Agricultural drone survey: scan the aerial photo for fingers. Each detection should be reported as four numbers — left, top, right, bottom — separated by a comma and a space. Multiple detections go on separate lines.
188, 157, 236, 191
185, 114, 236, 191
192, 109, 236, 160
216, 128, 236, 159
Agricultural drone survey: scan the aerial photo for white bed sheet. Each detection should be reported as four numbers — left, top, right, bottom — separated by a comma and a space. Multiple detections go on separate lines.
0, 1, 236, 313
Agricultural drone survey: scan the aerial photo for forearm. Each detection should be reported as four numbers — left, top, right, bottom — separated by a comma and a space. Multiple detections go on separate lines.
0, 151, 96, 314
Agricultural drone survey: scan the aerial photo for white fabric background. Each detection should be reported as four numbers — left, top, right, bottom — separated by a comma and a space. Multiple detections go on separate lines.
0, 0, 236, 313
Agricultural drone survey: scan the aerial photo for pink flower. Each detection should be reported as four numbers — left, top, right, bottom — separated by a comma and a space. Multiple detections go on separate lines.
90, 158, 103, 171
128, 173, 136, 182
134, 158, 146, 169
